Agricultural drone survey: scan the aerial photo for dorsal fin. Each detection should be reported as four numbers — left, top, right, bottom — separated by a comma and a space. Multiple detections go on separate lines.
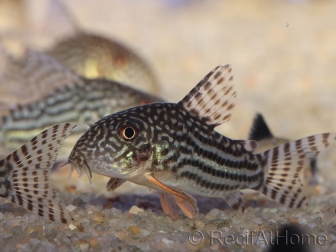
248, 113, 274, 141
178, 65, 236, 128
0, 49, 84, 108
22, 49, 83, 93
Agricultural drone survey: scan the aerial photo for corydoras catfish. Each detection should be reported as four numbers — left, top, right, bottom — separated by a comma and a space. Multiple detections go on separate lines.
0, 50, 164, 160
0, 123, 76, 223
47, 33, 159, 94
67, 65, 335, 219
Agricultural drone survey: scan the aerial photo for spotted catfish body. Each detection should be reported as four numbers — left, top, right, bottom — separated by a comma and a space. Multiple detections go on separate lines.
0, 123, 76, 223
68, 65, 336, 218
248, 113, 322, 185
0, 50, 164, 160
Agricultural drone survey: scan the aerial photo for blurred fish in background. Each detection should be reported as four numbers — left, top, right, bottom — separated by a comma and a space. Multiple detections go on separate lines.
248, 113, 323, 185
47, 33, 159, 95
45, 0, 159, 94
0, 50, 164, 160
0, 0, 163, 160
0, 0, 160, 111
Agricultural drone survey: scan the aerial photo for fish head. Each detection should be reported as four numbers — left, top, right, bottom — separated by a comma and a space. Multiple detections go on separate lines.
67, 103, 179, 180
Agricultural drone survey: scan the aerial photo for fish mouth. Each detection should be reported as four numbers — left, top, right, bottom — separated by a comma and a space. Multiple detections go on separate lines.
67, 146, 151, 182
67, 157, 93, 187
84, 158, 129, 179
83, 155, 149, 180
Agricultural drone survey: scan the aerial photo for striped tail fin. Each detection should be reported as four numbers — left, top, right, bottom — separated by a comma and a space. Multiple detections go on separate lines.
0, 123, 76, 223
257, 133, 335, 208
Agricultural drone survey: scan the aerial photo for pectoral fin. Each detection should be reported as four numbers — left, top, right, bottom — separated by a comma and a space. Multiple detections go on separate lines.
106, 178, 126, 191
159, 192, 180, 220
223, 191, 246, 212
145, 173, 199, 218
172, 194, 198, 218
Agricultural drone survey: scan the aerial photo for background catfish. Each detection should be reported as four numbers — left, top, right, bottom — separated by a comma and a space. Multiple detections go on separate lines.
0, 50, 164, 160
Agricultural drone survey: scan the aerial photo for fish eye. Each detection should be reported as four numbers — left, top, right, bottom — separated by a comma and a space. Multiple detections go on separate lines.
119, 125, 137, 140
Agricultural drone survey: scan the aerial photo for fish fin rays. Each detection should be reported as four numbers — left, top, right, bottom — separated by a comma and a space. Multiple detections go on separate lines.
2, 123, 76, 223
223, 191, 246, 212
172, 193, 198, 218
248, 113, 274, 141
249, 114, 323, 185
1, 48, 84, 101
22, 50, 84, 94
178, 65, 236, 128
307, 158, 323, 185
146, 173, 199, 218
159, 192, 180, 220
258, 133, 336, 208
106, 178, 126, 191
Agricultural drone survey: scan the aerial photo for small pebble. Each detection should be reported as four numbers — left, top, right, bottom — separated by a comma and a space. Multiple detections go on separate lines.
205, 224, 216, 235
79, 241, 89, 251
140, 229, 150, 236
92, 212, 105, 223
95, 224, 104, 231
89, 237, 98, 247
252, 218, 263, 225
129, 206, 144, 215
162, 237, 174, 245
129, 225, 140, 235
68, 224, 77, 230
194, 219, 205, 230
298, 216, 307, 225
66, 204, 77, 212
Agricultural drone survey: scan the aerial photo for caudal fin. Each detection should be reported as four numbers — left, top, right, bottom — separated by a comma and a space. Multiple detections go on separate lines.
0, 123, 76, 223
257, 133, 335, 208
